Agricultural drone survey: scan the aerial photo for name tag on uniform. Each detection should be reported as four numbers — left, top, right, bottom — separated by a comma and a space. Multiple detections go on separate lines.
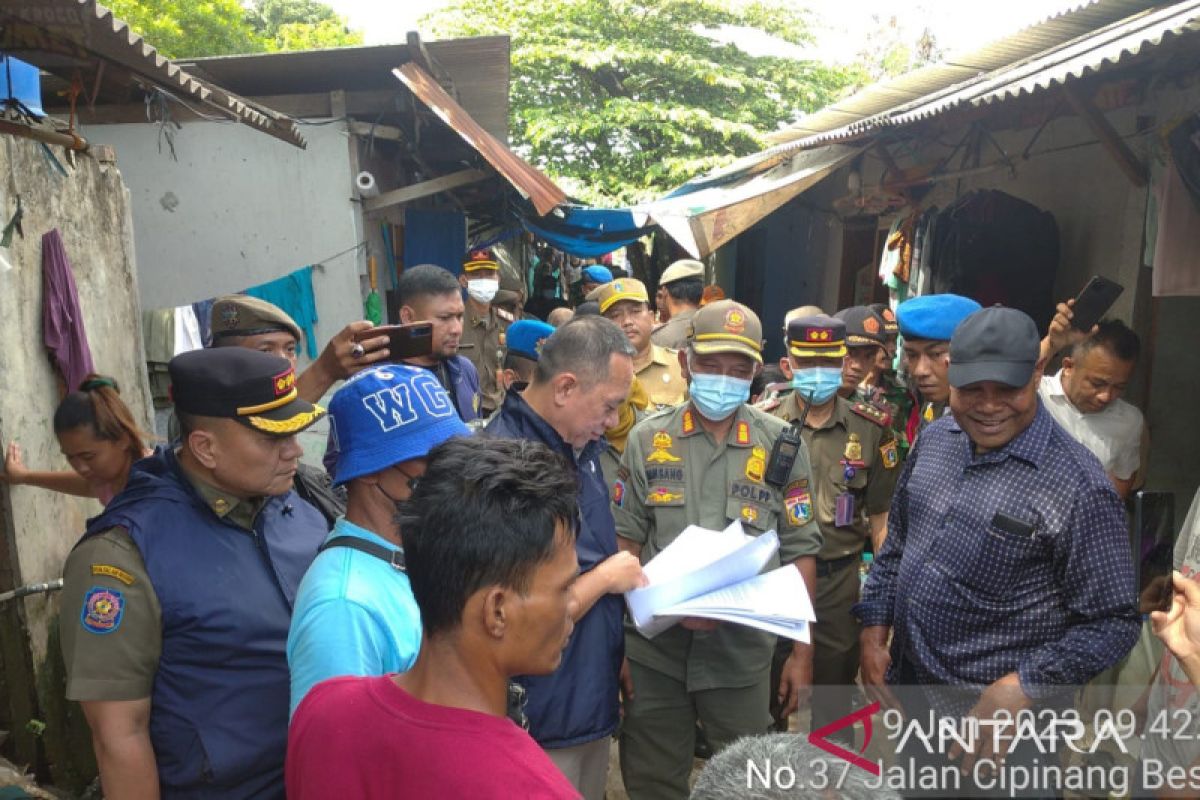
835, 493, 855, 528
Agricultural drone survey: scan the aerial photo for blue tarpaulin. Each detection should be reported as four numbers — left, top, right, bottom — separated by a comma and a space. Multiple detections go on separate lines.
522, 205, 654, 258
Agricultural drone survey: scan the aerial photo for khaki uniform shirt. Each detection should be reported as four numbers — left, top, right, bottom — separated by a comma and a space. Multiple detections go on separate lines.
635, 344, 687, 410
613, 403, 822, 691
771, 394, 899, 561
60, 476, 267, 701
650, 308, 697, 351
460, 302, 513, 413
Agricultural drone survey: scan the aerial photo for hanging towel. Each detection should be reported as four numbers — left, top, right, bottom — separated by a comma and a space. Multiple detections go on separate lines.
244, 266, 319, 357
192, 298, 215, 347
41, 228, 95, 393
173, 305, 204, 355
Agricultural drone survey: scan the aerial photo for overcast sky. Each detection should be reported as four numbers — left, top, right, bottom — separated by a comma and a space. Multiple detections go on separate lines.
323, 0, 1090, 60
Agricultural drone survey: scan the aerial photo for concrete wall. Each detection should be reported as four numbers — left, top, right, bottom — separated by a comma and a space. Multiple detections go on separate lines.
0, 135, 151, 788
81, 120, 367, 369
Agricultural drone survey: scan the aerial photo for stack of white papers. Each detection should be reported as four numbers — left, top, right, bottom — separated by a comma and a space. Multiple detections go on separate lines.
625, 521, 816, 641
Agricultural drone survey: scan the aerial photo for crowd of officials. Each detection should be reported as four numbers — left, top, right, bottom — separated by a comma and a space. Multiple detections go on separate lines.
5, 248, 1200, 800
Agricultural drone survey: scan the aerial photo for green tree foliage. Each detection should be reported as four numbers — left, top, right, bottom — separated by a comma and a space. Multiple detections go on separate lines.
105, 0, 262, 58
246, 0, 364, 51
105, 0, 362, 59
424, 0, 861, 205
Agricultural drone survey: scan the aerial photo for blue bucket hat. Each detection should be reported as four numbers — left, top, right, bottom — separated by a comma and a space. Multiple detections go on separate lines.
329, 364, 470, 485
895, 294, 982, 341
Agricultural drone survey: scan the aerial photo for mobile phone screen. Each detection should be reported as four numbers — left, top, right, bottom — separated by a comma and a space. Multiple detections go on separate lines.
1135, 491, 1177, 614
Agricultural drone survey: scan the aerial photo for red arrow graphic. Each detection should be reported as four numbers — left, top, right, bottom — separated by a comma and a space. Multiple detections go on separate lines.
806, 701, 881, 776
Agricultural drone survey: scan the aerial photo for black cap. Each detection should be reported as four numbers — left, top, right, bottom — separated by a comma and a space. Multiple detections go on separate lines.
948, 306, 1040, 389
786, 314, 847, 358
169, 348, 326, 436
869, 303, 899, 336
834, 306, 887, 348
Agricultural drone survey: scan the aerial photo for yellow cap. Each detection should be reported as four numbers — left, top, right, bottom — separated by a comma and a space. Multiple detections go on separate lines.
594, 278, 650, 314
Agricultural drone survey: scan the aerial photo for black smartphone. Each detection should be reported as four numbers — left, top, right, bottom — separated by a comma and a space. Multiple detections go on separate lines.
357, 323, 433, 361
1134, 491, 1176, 614
1070, 276, 1124, 332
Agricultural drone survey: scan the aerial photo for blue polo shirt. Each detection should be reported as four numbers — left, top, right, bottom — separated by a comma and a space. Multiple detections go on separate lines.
287, 518, 422, 717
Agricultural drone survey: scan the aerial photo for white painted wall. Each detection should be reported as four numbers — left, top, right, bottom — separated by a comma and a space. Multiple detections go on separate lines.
81, 119, 367, 367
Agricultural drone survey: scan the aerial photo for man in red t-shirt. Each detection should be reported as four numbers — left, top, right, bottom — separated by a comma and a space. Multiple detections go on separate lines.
286, 437, 582, 799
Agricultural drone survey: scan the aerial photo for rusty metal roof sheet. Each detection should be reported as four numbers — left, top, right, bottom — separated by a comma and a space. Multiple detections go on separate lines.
788, 0, 1200, 148
767, 0, 1161, 146
393, 62, 566, 217
0, 0, 305, 148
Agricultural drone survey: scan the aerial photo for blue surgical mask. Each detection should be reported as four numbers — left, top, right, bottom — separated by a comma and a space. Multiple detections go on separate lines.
791, 366, 842, 404
689, 372, 751, 421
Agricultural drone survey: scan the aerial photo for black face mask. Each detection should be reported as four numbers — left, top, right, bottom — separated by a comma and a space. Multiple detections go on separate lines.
376, 466, 420, 522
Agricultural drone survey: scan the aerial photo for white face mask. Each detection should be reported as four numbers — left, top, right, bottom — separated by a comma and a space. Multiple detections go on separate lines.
466, 278, 499, 304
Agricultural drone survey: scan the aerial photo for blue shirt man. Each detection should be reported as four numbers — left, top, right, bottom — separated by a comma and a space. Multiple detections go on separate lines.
288, 364, 469, 714
857, 307, 1139, 732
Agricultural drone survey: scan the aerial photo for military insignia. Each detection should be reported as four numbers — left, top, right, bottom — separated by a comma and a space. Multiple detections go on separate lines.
212, 497, 231, 514
646, 448, 682, 464
864, 316, 881, 334
844, 433, 863, 463
923, 403, 935, 422
653, 431, 672, 449
682, 409, 696, 434
850, 401, 887, 427
91, 564, 135, 585
273, 368, 296, 397
499, 331, 507, 345
535, 337, 547, 356
220, 305, 239, 326
735, 421, 751, 445
612, 480, 625, 507
880, 440, 899, 469
81, 587, 124, 635
745, 446, 765, 483
724, 308, 746, 334
785, 483, 813, 526
741, 505, 759, 524
613, 281, 624, 293
647, 487, 684, 505
617, 465, 631, 483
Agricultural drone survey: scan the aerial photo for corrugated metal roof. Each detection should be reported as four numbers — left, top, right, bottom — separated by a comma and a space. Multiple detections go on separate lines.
791, 0, 1200, 147
393, 63, 566, 217
768, 0, 1160, 145
0, 0, 305, 147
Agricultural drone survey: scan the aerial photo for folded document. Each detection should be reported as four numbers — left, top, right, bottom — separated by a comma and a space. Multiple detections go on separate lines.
625, 521, 816, 641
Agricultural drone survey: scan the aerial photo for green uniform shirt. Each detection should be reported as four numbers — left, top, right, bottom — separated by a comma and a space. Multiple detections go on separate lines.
650, 307, 696, 351
60, 469, 267, 702
613, 403, 822, 692
460, 302, 512, 413
770, 394, 899, 560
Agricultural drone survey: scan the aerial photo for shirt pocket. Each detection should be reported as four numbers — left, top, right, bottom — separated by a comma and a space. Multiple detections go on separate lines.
725, 491, 777, 536
647, 485, 687, 551
826, 462, 869, 494
941, 511, 1048, 596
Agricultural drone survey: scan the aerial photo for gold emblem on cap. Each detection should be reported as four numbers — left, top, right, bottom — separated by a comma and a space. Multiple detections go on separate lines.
724, 308, 746, 334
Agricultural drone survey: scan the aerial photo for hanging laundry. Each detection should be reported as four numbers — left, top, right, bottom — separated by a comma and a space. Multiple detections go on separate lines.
1152, 156, 1200, 297
142, 308, 175, 409
244, 266, 319, 358
192, 298, 215, 347
173, 305, 204, 355
42, 228, 95, 393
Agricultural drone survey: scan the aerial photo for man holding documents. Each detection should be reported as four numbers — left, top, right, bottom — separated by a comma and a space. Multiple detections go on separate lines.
770, 313, 898, 736
855, 307, 1139, 786
613, 299, 822, 800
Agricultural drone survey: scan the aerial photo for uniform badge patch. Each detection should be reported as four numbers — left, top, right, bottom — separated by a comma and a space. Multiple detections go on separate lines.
880, 440, 899, 469
81, 587, 124, 635
745, 447, 765, 483
682, 410, 696, 434
612, 480, 625, 507
923, 403, 935, 422
91, 564, 135, 585
724, 308, 746, 334
647, 487, 684, 505
741, 505, 759, 524
785, 484, 813, 527
647, 430, 682, 463
735, 421, 751, 446
844, 433, 863, 463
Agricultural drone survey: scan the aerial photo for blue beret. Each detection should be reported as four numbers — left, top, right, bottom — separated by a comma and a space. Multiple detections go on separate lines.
506, 319, 556, 361
896, 294, 982, 341
582, 265, 613, 284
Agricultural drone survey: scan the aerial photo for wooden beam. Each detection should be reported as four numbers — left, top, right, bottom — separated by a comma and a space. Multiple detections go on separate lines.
406, 31, 457, 100
1061, 84, 1147, 187
874, 141, 903, 185
363, 168, 490, 213
348, 120, 406, 142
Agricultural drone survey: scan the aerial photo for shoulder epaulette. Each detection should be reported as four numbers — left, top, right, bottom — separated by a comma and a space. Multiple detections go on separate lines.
850, 401, 889, 427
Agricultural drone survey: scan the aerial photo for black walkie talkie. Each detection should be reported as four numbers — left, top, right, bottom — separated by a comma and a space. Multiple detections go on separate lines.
765, 392, 811, 488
